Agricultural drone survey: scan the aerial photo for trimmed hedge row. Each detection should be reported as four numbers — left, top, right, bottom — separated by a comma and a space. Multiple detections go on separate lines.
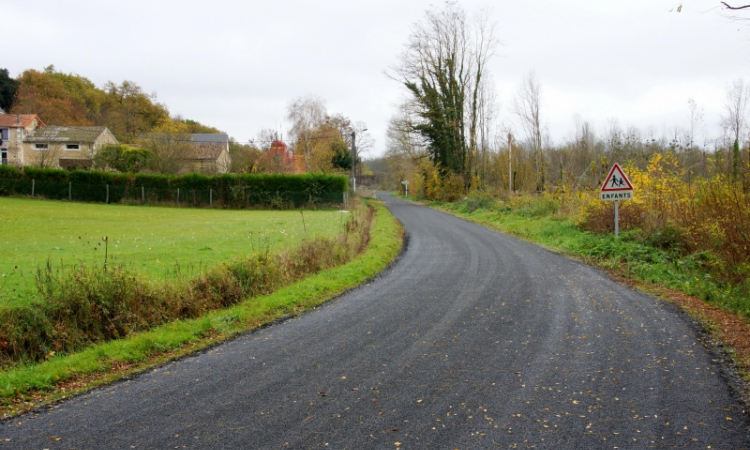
0, 166, 348, 207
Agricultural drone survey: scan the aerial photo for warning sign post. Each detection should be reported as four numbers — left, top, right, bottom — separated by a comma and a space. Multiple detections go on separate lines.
600, 164, 634, 238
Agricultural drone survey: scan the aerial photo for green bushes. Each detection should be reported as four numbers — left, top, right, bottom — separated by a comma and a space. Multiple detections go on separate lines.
0, 166, 348, 207
0, 203, 373, 367
455, 191, 498, 213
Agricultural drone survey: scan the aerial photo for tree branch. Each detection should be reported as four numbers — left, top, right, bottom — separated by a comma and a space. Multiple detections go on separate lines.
721, 2, 750, 10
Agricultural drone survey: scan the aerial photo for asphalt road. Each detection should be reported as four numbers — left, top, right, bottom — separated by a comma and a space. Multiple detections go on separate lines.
2, 193, 749, 449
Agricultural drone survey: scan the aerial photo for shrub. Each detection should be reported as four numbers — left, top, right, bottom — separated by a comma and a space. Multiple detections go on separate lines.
577, 152, 750, 282
456, 191, 497, 213
510, 194, 561, 218
438, 173, 466, 202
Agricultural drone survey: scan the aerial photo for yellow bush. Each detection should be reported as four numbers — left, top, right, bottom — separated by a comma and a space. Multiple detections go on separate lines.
577, 152, 750, 278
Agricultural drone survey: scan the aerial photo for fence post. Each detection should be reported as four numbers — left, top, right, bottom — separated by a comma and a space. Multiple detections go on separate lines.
210, 189, 213, 206
106, 184, 109, 204
69, 182, 72, 201
177, 188, 180, 204
31, 179, 35, 197
141, 186, 145, 203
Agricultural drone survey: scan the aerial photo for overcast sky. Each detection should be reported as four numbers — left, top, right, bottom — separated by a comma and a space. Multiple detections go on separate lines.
6, 0, 750, 157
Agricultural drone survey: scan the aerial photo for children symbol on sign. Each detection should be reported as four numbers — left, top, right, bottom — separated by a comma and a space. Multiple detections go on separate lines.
609, 174, 626, 188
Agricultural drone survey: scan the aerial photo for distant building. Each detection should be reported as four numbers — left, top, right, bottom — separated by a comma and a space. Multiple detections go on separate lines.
23, 126, 119, 169
183, 133, 231, 174
0, 114, 45, 167
254, 140, 297, 174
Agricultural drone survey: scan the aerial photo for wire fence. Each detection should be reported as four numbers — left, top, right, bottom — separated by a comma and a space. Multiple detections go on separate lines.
0, 178, 348, 209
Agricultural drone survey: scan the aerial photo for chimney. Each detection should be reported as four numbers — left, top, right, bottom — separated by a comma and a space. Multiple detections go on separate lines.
15, 114, 20, 125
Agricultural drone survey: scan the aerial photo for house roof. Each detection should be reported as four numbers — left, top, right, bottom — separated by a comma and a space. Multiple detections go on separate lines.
0, 114, 44, 129
186, 143, 226, 161
24, 126, 113, 143
190, 133, 228, 145
0, 107, 5, 114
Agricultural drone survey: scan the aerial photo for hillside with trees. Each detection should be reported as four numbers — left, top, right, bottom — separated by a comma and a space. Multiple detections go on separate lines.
2, 65, 220, 143
0, 67, 370, 176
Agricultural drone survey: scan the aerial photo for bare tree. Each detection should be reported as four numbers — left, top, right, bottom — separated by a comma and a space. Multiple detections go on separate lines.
513, 71, 545, 191
138, 133, 191, 174
252, 128, 279, 152
687, 98, 704, 151
474, 75, 500, 183
384, 105, 430, 190
286, 96, 327, 169
721, 79, 749, 177
29, 143, 61, 168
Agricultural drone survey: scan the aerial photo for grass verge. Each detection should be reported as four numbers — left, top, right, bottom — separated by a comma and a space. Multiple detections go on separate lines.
0, 201, 403, 418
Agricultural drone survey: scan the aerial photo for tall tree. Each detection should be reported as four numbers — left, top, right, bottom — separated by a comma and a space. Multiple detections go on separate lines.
286, 95, 327, 168
721, 79, 749, 179
229, 139, 263, 173
0, 69, 18, 111
392, 1, 496, 184
101, 80, 169, 143
137, 133, 191, 174
513, 71, 545, 191
11, 68, 93, 125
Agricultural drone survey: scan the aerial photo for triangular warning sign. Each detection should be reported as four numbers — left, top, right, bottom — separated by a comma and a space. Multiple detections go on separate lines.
601, 164, 633, 192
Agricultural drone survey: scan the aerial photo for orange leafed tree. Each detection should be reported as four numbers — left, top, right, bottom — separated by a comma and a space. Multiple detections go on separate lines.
11, 69, 92, 126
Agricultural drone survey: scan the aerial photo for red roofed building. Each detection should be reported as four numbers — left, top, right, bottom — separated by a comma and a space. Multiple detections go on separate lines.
0, 114, 45, 167
254, 140, 298, 174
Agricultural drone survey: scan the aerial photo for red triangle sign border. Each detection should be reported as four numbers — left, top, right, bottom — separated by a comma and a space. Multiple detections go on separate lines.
601, 163, 634, 192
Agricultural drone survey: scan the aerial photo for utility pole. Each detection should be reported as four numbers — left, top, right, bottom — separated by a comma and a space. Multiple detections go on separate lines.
508, 132, 513, 193
351, 131, 357, 193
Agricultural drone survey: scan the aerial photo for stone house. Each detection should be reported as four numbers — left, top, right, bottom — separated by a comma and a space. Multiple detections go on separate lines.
23, 126, 119, 169
183, 133, 231, 174
0, 114, 45, 167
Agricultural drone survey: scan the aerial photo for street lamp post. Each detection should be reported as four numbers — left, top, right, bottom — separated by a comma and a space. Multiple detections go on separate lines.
351, 131, 356, 193
351, 128, 367, 194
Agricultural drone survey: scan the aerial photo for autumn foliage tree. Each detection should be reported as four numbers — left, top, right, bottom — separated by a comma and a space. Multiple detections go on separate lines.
285, 95, 366, 174
11, 66, 95, 125
100, 80, 169, 143
9, 66, 173, 144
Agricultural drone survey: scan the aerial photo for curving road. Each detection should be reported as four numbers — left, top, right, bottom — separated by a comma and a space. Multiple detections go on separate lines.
1, 193, 748, 449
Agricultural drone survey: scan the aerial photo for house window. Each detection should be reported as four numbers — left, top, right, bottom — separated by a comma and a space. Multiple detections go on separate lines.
1, 149, 7, 165
0, 129, 8, 141
66, 144, 80, 150
35, 144, 48, 150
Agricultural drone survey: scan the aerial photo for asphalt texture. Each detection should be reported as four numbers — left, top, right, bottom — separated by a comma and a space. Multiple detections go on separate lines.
2, 193, 749, 449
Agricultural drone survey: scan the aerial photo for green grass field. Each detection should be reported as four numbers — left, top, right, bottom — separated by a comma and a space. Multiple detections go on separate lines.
0, 198, 348, 307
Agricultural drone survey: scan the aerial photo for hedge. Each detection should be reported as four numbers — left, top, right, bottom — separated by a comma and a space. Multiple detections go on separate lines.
0, 166, 348, 208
